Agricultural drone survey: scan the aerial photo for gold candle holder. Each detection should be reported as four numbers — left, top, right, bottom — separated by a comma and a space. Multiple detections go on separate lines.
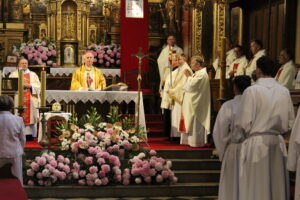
219, 37, 227, 103
0, 70, 2, 96
18, 70, 24, 107
40, 70, 46, 107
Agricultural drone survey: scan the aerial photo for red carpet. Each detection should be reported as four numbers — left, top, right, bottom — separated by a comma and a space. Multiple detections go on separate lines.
0, 179, 28, 200
25, 137, 212, 150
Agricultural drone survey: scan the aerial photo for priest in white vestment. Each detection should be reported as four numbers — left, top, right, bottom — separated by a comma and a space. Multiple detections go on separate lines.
275, 49, 297, 90
157, 35, 183, 91
244, 40, 266, 81
227, 45, 248, 79
181, 55, 211, 147
9, 58, 40, 139
287, 106, 300, 200
0, 95, 25, 184
234, 56, 294, 200
213, 75, 251, 200
168, 54, 193, 138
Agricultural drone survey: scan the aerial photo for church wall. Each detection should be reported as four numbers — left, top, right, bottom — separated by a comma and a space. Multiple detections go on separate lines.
295, 0, 300, 64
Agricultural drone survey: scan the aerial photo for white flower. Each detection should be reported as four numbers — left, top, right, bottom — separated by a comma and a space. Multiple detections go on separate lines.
130, 136, 139, 143
84, 124, 95, 132
72, 133, 81, 140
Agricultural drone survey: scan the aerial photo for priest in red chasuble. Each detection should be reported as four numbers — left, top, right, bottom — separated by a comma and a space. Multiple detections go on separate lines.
9, 58, 41, 139
70, 51, 106, 91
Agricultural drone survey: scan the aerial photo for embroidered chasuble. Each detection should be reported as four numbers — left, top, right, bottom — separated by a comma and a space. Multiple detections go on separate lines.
70, 65, 106, 90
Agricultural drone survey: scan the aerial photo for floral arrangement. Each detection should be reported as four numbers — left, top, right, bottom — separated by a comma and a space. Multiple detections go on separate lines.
25, 107, 178, 186
87, 43, 121, 68
26, 152, 71, 186
13, 39, 57, 67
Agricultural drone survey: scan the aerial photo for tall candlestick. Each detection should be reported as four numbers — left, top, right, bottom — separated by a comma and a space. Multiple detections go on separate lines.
40, 70, 46, 107
18, 70, 24, 107
0, 70, 2, 96
219, 37, 227, 102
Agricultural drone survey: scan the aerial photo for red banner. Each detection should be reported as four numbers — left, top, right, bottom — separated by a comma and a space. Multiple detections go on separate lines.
120, 0, 148, 90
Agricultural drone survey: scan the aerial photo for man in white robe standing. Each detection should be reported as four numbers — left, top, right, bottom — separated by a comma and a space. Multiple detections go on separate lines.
275, 49, 297, 90
157, 35, 183, 90
228, 45, 248, 79
287, 106, 300, 200
9, 58, 41, 140
244, 40, 266, 81
181, 55, 211, 147
213, 75, 251, 200
168, 54, 193, 139
235, 56, 294, 200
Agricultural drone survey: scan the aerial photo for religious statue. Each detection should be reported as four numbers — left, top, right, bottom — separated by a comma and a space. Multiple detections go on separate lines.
10, 0, 23, 21
90, 30, 96, 44
64, 45, 75, 66
165, 0, 179, 35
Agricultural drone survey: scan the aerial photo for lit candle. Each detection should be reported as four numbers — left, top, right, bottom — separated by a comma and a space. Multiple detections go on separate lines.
40, 70, 46, 107
18, 70, 24, 107
0, 70, 2, 96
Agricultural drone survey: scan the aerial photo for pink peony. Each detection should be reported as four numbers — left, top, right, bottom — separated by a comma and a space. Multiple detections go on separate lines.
38, 46, 44, 52
48, 45, 54, 51
150, 150, 157, 156
78, 179, 86, 185
57, 155, 65, 162
58, 172, 66, 180
52, 63, 57, 67
155, 163, 163, 171
88, 147, 98, 155
62, 165, 70, 173
161, 170, 169, 179
97, 158, 105, 165
79, 170, 86, 177
89, 166, 98, 174
105, 62, 110, 67
42, 169, 50, 177
41, 41, 46, 46
101, 164, 111, 173
73, 162, 80, 171
51, 50, 56, 55
95, 178, 102, 185
27, 180, 35, 186
116, 60, 121, 65
156, 175, 163, 183
78, 129, 84, 134
64, 158, 70, 165
114, 174, 122, 182
31, 162, 39, 171
171, 176, 178, 183
101, 177, 109, 185
98, 170, 106, 177
27, 169, 35, 176
28, 54, 33, 60
84, 157, 93, 165
47, 51, 52, 57
37, 157, 47, 166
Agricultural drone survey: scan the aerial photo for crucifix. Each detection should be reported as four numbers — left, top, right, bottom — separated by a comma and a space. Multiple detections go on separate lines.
132, 47, 148, 128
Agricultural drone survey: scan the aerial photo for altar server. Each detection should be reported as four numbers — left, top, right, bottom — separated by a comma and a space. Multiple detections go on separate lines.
213, 75, 251, 200
235, 56, 294, 200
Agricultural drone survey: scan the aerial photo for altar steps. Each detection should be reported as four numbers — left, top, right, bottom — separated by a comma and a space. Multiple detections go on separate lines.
145, 114, 164, 137
24, 149, 221, 199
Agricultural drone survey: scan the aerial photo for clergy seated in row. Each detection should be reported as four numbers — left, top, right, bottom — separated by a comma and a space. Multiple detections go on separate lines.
9, 58, 41, 141
275, 48, 297, 90
180, 55, 211, 147
213, 39, 236, 79
244, 39, 266, 82
213, 75, 251, 200
227, 45, 248, 79
70, 51, 106, 91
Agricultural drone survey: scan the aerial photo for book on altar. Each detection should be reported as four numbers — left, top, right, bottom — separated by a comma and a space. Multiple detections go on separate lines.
103, 82, 128, 91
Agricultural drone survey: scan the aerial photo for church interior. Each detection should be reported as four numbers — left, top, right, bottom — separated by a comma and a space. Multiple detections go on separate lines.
0, 0, 300, 199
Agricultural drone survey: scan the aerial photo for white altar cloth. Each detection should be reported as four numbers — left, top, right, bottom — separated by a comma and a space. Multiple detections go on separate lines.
45, 90, 146, 129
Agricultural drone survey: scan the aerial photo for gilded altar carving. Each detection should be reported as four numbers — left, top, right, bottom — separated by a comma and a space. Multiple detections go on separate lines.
10, 0, 23, 21
213, 0, 226, 60
192, 9, 203, 56
62, 2, 77, 40
39, 23, 47, 40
